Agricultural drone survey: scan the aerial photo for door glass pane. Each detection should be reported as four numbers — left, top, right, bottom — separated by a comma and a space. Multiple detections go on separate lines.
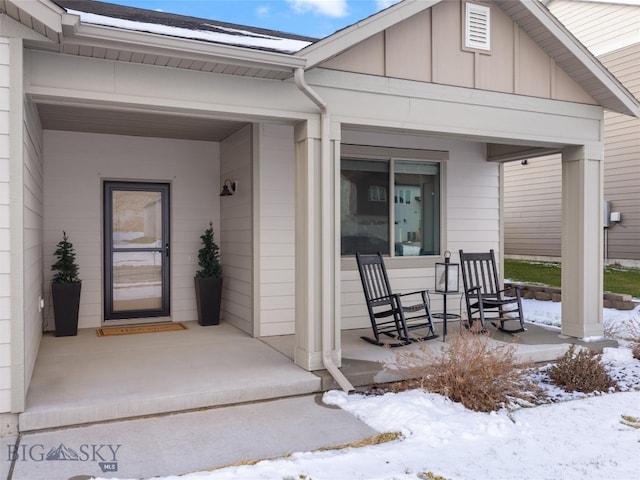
107, 184, 168, 319
112, 191, 163, 249
340, 159, 390, 255
112, 251, 163, 312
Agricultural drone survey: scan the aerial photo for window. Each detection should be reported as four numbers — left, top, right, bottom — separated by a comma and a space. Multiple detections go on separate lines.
341, 157, 441, 257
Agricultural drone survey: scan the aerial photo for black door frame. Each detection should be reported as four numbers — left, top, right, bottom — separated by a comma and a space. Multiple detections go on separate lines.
103, 181, 170, 320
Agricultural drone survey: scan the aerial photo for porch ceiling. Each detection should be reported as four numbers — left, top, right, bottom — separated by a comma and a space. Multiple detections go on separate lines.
36, 103, 248, 142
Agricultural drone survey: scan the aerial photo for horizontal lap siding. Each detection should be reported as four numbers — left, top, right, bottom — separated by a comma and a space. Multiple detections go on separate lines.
44, 131, 220, 329
340, 133, 498, 330
0, 38, 10, 413
601, 45, 640, 260
504, 155, 562, 257
256, 124, 295, 337
220, 125, 253, 334
23, 101, 44, 398
503, 2, 640, 262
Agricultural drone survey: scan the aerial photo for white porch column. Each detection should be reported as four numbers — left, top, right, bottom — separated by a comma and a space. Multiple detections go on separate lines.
561, 144, 604, 338
293, 120, 342, 371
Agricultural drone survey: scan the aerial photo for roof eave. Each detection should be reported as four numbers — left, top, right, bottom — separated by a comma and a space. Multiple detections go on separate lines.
59, 11, 307, 73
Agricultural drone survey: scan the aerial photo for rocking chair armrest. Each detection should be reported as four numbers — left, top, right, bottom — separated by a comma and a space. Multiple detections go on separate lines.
396, 289, 429, 299
465, 286, 481, 295
496, 286, 522, 298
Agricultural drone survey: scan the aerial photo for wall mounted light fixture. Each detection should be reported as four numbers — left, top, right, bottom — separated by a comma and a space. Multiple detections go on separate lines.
219, 179, 236, 197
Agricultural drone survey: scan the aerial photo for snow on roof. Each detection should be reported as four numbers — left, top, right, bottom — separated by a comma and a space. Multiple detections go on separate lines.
59, 1, 315, 54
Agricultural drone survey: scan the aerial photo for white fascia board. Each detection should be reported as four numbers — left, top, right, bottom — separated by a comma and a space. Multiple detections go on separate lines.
297, 0, 441, 69
525, 0, 640, 118
62, 22, 307, 73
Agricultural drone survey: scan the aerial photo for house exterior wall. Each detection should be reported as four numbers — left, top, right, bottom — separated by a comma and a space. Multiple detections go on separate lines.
0, 37, 11, 414
322, 0, 596, 106
600, 45, 640, 262
547, 0, 640, 56
504, 1, 640, 264
43, 131, 220, 329
22, 99, 44, 402
504, 154, 562, 258
220, 125, 253, 334
254, 123, 296, 337
340, 129, 499, 329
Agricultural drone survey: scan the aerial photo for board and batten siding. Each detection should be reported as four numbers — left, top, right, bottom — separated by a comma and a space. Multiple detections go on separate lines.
43, 131, 220, 329
220, 125, 253, 334
0, 37, 11, 413
340, 129, 501, 330
321, 0, 595, 107
254, 123, 295, 337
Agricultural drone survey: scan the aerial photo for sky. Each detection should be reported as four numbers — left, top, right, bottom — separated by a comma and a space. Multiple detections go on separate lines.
94, 299, 640, 480
103, 0, 401, 39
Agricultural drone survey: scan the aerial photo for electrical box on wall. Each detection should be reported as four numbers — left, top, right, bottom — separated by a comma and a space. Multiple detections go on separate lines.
610, 212, 622, 223
603, 200, 611, 228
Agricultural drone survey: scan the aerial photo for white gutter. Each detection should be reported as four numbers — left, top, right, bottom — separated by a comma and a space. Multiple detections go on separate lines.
294, 68, 354, 393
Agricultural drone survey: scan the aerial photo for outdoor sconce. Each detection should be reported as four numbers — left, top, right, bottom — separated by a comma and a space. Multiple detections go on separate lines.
219, 179, 236, 197
435, 250, 459, 293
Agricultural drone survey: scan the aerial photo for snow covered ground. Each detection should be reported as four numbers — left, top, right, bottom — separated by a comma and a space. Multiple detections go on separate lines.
98, 301, 640, 480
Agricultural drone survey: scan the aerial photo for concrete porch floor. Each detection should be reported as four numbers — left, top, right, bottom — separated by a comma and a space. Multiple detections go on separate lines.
20, 319, 616, 432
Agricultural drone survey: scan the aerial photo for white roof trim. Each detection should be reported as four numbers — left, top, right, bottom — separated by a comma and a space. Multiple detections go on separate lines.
60, 13, 306, 72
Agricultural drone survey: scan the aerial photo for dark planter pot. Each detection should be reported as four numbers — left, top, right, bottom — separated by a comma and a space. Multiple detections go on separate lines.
51, 282, 81, 337
194, 277, 223, 326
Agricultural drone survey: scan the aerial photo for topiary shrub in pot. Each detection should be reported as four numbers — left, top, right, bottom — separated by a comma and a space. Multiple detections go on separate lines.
51, 231, 82, 337
194, 222, 223, 326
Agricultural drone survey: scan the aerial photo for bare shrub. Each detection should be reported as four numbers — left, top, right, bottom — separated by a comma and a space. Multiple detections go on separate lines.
620, 318, 640, 360
387, 330, 542, 412
603, 317, 624, 340
548, 345, 617, 393
604, 315, 640, 360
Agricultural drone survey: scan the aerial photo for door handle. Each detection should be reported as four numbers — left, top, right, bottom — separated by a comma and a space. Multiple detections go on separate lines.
165, 243, 170, 258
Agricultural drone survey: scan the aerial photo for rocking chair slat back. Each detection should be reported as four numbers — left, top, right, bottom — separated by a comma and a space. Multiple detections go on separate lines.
359, 259, 392, 306
463, 251, 501, 299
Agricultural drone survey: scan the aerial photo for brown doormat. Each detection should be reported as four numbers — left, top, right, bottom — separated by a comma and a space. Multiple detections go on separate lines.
96, 323, 188, 337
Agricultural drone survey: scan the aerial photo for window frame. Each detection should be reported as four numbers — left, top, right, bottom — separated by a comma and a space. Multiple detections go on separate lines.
340, 144, 448, 270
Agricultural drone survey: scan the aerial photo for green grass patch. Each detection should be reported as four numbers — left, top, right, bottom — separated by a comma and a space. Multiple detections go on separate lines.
504, 259, 640, 298
504, 259, 561, 288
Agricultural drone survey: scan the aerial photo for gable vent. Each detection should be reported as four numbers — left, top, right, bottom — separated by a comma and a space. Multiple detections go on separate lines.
465, 3, 491, 51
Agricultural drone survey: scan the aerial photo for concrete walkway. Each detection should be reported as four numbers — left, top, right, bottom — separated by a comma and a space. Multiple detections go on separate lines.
4, 394, 378, 480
